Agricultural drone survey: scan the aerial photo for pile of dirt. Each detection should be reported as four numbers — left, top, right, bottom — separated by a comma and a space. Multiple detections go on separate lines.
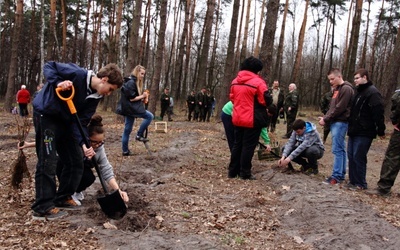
1, 110, 400, 249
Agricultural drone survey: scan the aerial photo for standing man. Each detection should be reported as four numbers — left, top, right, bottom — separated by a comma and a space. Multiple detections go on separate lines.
205, 89, 215, 122
195, 87, 207, 122
160, 87, 172, 121
269, 80, 284, 133
319, 68, 354, 185
16, 84, 31, 117
228, 56, 272, 180
368, 89, 400, 196
347, 69, 385, 190
283, 83, 299, 138
186, 90, 196, 121
320, 87, 333, 143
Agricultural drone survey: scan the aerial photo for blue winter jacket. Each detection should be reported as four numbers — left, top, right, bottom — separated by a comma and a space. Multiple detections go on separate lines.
33, 61, 103, 146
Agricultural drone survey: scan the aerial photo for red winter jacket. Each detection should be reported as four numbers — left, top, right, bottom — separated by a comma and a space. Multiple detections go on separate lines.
230, 70, 270, 128
16, 89, 31, 104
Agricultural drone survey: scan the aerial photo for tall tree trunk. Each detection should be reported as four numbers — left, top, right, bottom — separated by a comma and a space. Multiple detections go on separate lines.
138, 0, 150, 67
4, 0, 23, 112
259, 0, 279, 83
61, 0, 67, 61
254, 0, 266, 57
80, 0, 91, 66
358, 0, 371, 68
39, 0, 45, 82
291, 0, 309, 83
273, 0, 289, 81
208, 0, 221, 89
344, 0, 363, 81
216, 0, 239, 120
234, 0, 245, 70
90, 2, 104, 69
172, 0, 190, 101
165, 0, 180, 90
196, 0, 215, 89
126, 0, 143, 74
342, 0, 353, 71
46, 0, 57, 60
239, 0, 251, 63
369, 0, 385, 80
72, 0, 81, 63
148, 0, 168, 115
183, 0, 195, 91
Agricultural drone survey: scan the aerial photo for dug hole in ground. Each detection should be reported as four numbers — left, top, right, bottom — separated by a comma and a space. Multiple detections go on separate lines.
1, 110, 400, 250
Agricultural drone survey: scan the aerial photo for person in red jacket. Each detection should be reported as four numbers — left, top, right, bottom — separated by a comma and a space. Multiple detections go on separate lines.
228, 56, 272, 180
16, 85, 31, 117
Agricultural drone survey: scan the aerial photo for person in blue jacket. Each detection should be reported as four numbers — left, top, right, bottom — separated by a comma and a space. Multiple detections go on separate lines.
31, 61, 123, 220
279, 119, 325, 175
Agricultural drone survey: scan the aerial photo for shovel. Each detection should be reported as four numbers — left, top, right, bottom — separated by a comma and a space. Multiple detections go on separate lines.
56, 86, 127, 219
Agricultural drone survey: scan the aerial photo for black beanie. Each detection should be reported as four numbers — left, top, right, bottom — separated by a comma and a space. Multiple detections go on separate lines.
240, 56, 263, 74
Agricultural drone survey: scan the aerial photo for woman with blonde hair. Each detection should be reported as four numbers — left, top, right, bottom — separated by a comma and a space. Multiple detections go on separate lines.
117, 65, 154, 156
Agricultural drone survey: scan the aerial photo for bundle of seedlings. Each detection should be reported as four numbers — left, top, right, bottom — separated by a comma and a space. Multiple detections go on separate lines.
11, 116, 32, 189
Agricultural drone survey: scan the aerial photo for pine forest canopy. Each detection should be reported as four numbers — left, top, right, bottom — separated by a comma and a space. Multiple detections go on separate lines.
1, 0, 400, 118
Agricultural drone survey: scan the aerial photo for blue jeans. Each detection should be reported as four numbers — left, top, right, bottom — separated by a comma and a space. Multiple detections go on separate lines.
330, 122, 348, 181
347, 136, 373, 189
122, 111, 154, 152
32, 112, 84, 214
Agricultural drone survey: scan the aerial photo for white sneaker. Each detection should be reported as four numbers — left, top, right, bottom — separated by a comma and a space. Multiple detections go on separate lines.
71, 193, 82, 206
74, 192, 84, 201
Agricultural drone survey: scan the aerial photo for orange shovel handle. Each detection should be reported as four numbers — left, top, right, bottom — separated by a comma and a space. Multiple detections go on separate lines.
55, 85, 76, 114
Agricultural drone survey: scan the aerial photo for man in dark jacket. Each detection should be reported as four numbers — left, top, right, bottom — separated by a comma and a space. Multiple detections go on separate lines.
268, 80, 284, 133
32, 61, 123, 220
369, 88, 400, 196
283, 83, 299, 138
186, 90, 196, 121
319, 68, 354, 185
228, 56, 272, 180
160, 88, 172, 121
195, 87, 207, 122
347, 68, 385, 190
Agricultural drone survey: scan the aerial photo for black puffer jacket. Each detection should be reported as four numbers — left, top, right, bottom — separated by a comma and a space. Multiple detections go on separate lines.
347, 82, 385, 138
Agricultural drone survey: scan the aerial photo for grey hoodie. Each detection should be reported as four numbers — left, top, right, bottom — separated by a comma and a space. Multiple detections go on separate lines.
283, 122, 325, 160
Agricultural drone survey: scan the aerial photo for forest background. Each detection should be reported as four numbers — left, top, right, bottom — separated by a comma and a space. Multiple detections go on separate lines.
1, 0, 400, 118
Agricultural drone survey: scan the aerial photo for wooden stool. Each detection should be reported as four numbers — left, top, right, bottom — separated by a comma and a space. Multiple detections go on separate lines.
155, 122, 168, 133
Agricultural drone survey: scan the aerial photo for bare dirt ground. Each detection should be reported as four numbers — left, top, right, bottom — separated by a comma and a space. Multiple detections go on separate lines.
1, 108, 400, 250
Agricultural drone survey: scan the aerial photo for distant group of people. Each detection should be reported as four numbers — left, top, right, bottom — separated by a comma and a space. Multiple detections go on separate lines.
186, 87, 215, 122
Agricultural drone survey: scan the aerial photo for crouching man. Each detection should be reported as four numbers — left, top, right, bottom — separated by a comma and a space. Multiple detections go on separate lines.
278, 119, 325, 175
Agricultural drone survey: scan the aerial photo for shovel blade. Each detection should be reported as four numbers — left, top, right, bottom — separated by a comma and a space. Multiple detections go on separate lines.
97, 190, 127, 220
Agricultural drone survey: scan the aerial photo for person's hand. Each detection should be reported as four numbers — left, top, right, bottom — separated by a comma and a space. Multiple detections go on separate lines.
82, 144, 95, 159
119, 190, 129, 203
143, 92, 148, 98
278, 156, 285, 166
57, 80, 73, 90
265, 144, 272, 152
318, 116, 325, 126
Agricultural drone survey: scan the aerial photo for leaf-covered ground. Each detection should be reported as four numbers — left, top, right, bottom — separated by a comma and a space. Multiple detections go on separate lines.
1, 109, 400, 249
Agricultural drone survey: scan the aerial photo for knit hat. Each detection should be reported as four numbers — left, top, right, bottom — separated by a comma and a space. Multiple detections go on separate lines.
240, 56, 263, 74
21, 85, 26, 89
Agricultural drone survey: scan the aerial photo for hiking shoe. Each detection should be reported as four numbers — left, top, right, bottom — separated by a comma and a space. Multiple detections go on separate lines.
304, 168, 318, 176
32, 208, 68, 221
367, 188, 391, 197
135, 136, 149, 142
56, 197, 82, 210
322, 177, 339, 185
122, 150, 132, 156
